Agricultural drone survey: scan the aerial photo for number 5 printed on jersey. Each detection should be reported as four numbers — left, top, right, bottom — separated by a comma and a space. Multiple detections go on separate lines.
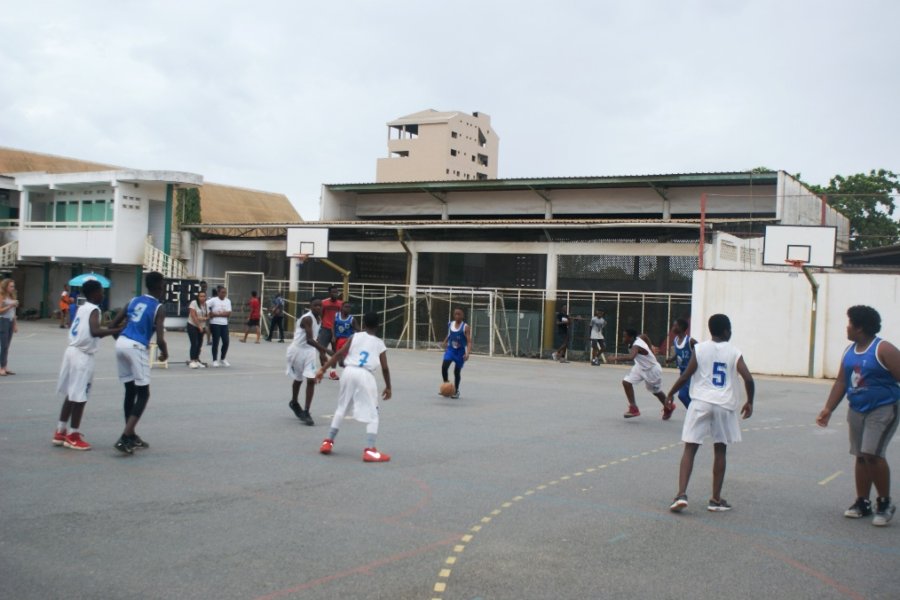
712, 361, 727, 388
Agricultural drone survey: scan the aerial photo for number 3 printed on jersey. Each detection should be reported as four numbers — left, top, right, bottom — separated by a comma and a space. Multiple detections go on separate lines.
712, 361, 727, 387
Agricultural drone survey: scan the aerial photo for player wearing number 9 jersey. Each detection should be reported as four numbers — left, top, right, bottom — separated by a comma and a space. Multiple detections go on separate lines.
316, 312, 393, 462
666, 313, 754, 513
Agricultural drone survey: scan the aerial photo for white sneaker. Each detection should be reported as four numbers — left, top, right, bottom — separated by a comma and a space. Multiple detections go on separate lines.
220, 359, 231, 367
189, 361, 199, 369
197, 361, 207, 369
212, 360, 221, 368
551, 352, 558, 361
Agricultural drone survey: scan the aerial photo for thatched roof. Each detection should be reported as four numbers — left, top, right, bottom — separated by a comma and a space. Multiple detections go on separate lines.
0, 147, 302, 229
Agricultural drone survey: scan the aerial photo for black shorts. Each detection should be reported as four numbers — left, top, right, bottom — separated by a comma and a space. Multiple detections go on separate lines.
247, 319, 260, 327
591, 338, 606, 351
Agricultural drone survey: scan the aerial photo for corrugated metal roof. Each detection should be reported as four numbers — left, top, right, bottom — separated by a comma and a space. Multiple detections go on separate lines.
325, 172, 781, 194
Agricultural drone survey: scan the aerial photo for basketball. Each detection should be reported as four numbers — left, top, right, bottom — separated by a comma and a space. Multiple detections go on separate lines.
440, 381, 455, 397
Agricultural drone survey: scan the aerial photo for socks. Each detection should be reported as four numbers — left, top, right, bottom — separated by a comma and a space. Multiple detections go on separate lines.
328, 428, 339, 440
57, 421, 67, 432
366, 433, 377, 448
69, 428, 79, 435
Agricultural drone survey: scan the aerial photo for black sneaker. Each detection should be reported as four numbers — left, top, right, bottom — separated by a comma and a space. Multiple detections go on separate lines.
844, 497, 873, 518
707, 498, 732, 512
129, 434, 149, 450
873, 497, 895, 527
669, 495, 688, 512
299, 410, 315, 426
114, 435, 134, 455
289, 400, 304, 420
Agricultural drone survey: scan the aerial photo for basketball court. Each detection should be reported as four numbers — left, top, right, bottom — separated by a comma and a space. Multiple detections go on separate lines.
1, 321, 897, 599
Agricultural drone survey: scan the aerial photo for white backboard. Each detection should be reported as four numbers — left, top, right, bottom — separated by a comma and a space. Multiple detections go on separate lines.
762, 225, 836, 267
286, 227, 329, 258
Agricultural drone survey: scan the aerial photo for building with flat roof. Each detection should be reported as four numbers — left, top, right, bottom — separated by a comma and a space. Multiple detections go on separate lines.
376, 109, 499, 182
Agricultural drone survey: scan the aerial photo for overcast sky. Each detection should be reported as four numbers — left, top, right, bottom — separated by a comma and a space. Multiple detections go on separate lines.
2, 1, 898, 219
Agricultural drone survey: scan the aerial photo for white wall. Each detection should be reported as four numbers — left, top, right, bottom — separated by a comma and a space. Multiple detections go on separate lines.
692, 270, 900, 378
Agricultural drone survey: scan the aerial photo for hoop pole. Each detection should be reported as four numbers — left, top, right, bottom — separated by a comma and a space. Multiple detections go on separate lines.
802, 265, 819, 378
699, 192, 707, 270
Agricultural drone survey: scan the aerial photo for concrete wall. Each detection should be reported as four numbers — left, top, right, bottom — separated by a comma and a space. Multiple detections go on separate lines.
692, 270, 900, 378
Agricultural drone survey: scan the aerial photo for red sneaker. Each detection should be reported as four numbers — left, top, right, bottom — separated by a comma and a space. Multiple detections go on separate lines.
63, 432, 92, 451
624, 405, 641, 418
320, 439, 334, 454
329, 371, 339, 381
363, 447, 391, 462
662, 401, 675, 420
52, 430, 67, 446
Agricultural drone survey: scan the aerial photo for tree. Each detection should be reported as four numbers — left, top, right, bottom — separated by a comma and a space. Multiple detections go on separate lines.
176, 188, 201, 225
809, 169, 900, 251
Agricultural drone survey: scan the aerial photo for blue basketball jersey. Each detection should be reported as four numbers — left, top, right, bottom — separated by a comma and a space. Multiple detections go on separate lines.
843, 338, 900, 413
674, 335, 692, 373
334, 313, 354, 339
121, 295, 161, 348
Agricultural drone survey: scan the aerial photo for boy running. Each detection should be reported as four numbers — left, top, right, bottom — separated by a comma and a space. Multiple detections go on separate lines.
441, 307, 471, 399
241, 290, 261, 343
316, 312, 392, 462
669, 318, 697, 409
612, 328, 671, 419
52, 280, 122, 450
317, 285, 343, 368
667, 314, 754, 513
287, 298, 330, 425
109, 272, 168, 455
332, 302, 356, 372
590, 309, 608, 365
817, 305, 899, 526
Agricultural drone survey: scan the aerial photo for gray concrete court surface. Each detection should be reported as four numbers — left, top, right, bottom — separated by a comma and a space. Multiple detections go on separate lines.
1, 320, 899, 600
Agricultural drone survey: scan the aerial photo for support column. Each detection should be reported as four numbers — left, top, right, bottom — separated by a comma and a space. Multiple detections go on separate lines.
409, 250, 419, 349
164, 183, 174, 255
542, 247, 558, 355
287, 256, 301, 336
40, 262, 50, 318
135, 265, 143, 296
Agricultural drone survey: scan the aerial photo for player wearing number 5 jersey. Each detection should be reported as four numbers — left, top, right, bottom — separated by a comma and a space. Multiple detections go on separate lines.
108, 271, 168, 455
316, 312, 392, 462
666, 314, 754, 513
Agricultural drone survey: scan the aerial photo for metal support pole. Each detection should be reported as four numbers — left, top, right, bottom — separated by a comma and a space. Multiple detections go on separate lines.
699, 192, 707, 270
802, 266, 820, 378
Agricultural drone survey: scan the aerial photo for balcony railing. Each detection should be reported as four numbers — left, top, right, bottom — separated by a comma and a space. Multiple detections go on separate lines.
144, 237, 188, 279
0, 240, 18, 268
23, 221, 113, 229
0, 219, 19, 229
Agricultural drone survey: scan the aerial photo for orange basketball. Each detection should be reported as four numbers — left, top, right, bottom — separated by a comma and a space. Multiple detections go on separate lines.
439, 381, 455, 397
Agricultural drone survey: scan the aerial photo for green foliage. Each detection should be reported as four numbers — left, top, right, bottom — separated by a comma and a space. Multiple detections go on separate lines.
809, 169, 900, 250
175, 188, 201, 225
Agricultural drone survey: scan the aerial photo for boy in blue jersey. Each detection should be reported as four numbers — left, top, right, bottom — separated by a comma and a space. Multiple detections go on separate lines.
332, 302, 356, 372
817, 305, 900, 526
109, 272, 168, 455
668, 318, 697, 410
441, 307, 472, 399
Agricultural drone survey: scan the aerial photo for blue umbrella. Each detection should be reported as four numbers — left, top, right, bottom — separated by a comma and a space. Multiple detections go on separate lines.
68, 273, 111, 288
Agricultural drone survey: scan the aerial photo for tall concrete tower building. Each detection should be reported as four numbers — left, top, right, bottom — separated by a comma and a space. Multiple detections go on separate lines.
376, 109, 499, 182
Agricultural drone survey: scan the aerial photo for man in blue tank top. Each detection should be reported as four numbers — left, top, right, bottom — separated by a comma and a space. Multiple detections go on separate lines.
818, 305, 900, 526
109, 271, 168, 455
669, 318, 696, 409
441, 308, 472, 399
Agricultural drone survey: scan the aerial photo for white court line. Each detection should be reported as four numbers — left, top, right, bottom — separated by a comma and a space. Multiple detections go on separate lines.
818, 470, 843, 486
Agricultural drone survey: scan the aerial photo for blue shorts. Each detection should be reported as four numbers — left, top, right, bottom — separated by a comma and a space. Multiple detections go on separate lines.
677, 374, 691, 408
443, 348, 465, 369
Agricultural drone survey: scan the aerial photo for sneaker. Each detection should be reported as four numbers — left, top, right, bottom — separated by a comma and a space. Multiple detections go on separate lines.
63, 432, 92, 451
129, 434, 149, 450
591, 359, 600, 366
662, 401, 675, 421
189, 361, 199, 369
669, 495, 688, 512
363, 447, 391, 462
559, 359, 570, 364
451, 391, 460, 399
624, 405, 641, 418
114, 435, 134, 455
708, 498, 732, 512
320, 439, 334, 454
212, 360, 221, 368
220, 359, 231, 368
300, 410, 315, 426
197, 361, 207, 369
873, 497, 895, 526
52, 429, 67, 446
289, 400, 304, 420
844, 497, 873, 518
551, 352, 558, 361
329, 370, 339, 380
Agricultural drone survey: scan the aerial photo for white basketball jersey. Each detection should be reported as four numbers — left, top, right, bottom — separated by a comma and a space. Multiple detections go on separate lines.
689, 340, 743, 410
344, 331, 386, 373
632, 337, 659, 370
290, 310, 320, 350
69, 301, 101, 354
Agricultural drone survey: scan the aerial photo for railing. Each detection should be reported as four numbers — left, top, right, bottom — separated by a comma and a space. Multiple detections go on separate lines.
0, 219, 19, 229
144, 237, 188, 279
0, 240, 18, 268
23, 221, 112, 229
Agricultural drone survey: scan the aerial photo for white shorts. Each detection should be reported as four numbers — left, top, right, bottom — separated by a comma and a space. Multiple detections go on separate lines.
681, 400, 742, 445
286, 346, 318, 381
623, 363, 662, 394
56, 347, 95, 402
116, 335, 151, 386
332, 366, 380, 427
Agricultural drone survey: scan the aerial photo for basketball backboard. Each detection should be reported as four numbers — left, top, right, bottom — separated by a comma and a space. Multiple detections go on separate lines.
762, 225, 836, 268
286, 227, 329, 258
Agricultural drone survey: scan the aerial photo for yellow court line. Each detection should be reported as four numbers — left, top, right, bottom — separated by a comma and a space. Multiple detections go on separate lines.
818, 470, 843, 486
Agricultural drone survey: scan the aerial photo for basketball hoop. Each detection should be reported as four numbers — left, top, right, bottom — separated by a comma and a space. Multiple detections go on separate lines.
784, 259, 808, 269
295, 254, 309, 266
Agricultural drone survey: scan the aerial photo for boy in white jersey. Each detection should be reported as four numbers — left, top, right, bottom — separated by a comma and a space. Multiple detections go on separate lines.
108, 272, 168, 455
667, 314, 754, 513
52, 280, 123, 451
286, 298, 331, 425
316, 312, 393, 462
611, 328, 671, 419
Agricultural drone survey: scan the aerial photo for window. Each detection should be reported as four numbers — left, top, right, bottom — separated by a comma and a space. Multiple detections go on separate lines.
477, 154, 489, 167
450, 149, 457, 156
451, 131, 458, 138
476, 172, 488, 180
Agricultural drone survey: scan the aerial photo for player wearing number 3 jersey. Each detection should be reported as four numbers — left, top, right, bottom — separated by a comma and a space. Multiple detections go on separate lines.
316, 312, 392, 462
666, 314, 755, 513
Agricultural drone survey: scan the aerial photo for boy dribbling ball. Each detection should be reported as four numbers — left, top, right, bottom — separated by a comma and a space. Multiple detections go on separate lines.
52, 280, 123, 450
316, 312, 392, 462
